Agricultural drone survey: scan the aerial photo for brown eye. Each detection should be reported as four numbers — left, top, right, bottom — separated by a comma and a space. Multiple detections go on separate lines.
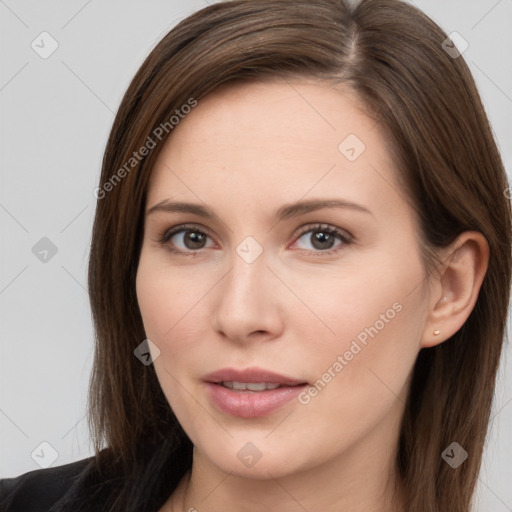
293, 224, 351, 254
159, 224, 214, 254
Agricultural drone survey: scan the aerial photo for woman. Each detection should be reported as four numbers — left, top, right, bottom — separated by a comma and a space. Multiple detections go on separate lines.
1, 0, 510, 510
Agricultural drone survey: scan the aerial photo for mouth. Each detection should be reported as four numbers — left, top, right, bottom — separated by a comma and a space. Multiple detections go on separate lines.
203, 367, 309, 418
217, 381, 303, 391
203, 367, 308, 387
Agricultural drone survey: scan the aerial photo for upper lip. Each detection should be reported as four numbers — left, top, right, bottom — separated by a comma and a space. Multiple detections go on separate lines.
203, 367, 308, 386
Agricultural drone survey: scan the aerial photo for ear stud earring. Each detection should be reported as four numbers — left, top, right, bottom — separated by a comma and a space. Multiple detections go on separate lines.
433, 330, 440, 336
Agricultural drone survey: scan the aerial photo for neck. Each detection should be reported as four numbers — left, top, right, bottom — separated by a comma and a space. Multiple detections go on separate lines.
167, 411, 406, 512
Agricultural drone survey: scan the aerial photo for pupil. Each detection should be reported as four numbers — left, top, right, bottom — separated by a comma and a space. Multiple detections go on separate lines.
313, 231, 334, 250
186, 231, 205, 249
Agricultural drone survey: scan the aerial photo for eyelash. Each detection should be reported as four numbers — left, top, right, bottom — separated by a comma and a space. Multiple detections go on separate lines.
157, 223, 352, 257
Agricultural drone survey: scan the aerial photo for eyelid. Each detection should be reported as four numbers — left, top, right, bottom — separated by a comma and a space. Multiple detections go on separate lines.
158, 223, 213, 245
157, 222, 353, 255
293, 223, 353, 242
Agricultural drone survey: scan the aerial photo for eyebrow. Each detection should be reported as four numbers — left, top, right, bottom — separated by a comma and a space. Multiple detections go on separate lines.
147, 198, 374, 222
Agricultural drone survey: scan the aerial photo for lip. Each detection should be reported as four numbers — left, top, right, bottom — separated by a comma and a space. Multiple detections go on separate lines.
203, 367, 308, 418
203, 367, 307, 386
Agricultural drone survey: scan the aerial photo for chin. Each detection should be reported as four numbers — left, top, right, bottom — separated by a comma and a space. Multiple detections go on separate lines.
197, 438, 313, 480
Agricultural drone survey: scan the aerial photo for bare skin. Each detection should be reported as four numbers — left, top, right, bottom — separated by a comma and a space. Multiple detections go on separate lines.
135, 79, 489, 512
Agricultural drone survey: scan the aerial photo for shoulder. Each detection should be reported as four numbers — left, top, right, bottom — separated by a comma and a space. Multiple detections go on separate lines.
0, 456, 94, 512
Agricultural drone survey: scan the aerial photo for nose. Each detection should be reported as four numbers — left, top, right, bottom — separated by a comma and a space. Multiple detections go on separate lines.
212, 245, 284, 345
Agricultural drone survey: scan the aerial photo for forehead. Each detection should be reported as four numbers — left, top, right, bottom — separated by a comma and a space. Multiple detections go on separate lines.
146, 79, 404, 219
158, 79, 379, 160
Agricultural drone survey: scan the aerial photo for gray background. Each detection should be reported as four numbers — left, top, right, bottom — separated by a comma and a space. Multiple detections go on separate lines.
1, 1, 511, 510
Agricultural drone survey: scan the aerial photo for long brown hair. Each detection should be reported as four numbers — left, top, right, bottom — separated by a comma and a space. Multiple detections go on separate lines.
85, 0, 511, 510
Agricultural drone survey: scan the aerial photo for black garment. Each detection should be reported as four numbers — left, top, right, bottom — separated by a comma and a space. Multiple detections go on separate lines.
0, 457, 94, 512
0, 440, 193, 511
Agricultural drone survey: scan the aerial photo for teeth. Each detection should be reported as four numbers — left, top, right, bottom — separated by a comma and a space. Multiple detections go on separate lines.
221, 381, 281, 391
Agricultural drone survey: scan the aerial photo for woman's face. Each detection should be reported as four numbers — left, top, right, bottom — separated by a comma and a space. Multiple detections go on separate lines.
136, 80, 431, 480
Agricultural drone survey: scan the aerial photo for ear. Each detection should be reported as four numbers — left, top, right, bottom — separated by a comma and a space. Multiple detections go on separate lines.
421, 231, 490, 349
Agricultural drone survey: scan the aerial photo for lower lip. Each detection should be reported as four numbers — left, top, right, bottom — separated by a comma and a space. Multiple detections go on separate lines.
205, 382, 307, 418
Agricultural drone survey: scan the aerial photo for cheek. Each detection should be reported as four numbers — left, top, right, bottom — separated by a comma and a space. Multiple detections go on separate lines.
295, 247, 426, 350
136, 250, 200, 341
136, 267, 167, 341
294, 252, 427, 424
135, 254, 205, 418
135, 250, 216, 383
